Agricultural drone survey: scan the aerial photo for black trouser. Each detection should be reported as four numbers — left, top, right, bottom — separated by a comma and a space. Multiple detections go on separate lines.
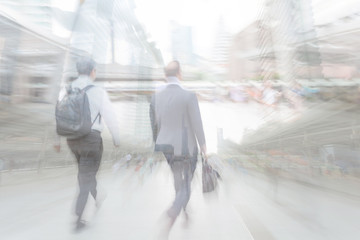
164, 153, 198, 219
67, 131, 103, 220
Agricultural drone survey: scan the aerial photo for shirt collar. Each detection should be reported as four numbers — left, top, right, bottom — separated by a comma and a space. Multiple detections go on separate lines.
77, 75, 92, 83
72, 75, 92, 89
166, 76, 182, 86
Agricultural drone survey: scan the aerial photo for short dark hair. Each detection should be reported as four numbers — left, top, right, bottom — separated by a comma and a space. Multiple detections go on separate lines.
164, 60, 181, 77
76, 56, 96, 75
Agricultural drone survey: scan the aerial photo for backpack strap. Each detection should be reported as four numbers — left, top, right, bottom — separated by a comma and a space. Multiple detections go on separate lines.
83, 85, 101, 125
82, 85, 95, 92
92, 112, 101, 125
66, 84, 94, 93
66, 83, 73, 94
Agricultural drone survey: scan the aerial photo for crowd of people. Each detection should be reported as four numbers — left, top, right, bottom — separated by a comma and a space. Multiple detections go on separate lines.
201, 80, 318, 113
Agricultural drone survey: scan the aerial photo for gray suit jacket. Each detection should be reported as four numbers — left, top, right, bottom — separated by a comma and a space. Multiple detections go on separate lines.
150, 84, 206, 157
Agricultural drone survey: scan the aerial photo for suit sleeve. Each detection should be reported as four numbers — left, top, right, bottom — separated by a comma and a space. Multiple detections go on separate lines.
149, 95, 158, 142
188, 92, 206, 147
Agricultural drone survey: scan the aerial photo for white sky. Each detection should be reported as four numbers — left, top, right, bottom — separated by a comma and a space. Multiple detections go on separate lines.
49, 0, 359, 62
51, 0, 78, 11
51, 0, 78, 38
50, 0, 263, 59
311, 0, 360, 25
134, 0, 263, 61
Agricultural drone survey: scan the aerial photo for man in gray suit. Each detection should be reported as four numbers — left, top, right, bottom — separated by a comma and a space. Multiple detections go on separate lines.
150, 60, 207, 232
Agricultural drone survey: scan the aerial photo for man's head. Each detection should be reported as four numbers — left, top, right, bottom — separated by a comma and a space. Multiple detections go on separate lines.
76, 56, 96, 79
164, 60, 182, 80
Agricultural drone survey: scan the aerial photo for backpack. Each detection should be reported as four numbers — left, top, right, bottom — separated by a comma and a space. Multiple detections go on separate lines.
55, 84, 100, 139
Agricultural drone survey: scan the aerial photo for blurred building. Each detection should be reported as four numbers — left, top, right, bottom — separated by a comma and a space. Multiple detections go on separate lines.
230, 0, 321, 82
61, 0, 163, 80
0, 0, 53, 32
0, 7, 66, 103
315, 13, 360, 80
212, 17, 231, 78
229, 0, 360, 82
229, 21, 263, 81
0, 0, 163, 105
170, 21, 194, 66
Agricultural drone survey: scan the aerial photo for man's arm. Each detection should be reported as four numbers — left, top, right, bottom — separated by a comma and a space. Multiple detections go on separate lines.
149, 96, 158, 142
188, 92, 206, 155
100, 90, 120, 146
53, 134, 61, 152
53, 87, 66, 152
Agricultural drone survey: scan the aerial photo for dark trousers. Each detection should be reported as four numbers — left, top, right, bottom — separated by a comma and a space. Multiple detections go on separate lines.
67, 131, 103, 220
164, 153, 198, 219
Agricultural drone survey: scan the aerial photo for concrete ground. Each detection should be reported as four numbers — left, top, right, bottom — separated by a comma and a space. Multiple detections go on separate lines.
1, 100, 360, 239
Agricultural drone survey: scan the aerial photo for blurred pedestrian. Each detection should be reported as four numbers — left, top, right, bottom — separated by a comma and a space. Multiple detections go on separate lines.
125, 153, 132, 168
54, 56, 120, 231
260, 80, 281, 108
150, 60, 207, 238
287, 81, 304, 110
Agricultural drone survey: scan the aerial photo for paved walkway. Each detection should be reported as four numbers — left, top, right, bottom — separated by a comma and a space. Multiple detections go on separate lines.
1, 160, 360, 240
1, 101, 360, 239
0, 163, 255, 240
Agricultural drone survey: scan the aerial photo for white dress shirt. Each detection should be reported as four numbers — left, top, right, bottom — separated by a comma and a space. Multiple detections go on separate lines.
156, 76, 185, 92
57, 75, 120, 146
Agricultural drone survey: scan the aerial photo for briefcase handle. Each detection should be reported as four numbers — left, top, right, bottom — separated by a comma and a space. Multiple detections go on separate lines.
201, 152, 208, 164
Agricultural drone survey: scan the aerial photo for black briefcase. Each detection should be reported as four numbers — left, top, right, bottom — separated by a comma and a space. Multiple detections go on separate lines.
202, 156, 219, 193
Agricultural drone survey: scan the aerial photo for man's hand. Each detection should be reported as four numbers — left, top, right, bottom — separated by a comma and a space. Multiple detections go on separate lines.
201, 144, 207, 161
53, 144, 61, 153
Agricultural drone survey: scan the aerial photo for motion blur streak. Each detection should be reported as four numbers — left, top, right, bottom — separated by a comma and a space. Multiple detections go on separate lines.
0, 0, 359, 239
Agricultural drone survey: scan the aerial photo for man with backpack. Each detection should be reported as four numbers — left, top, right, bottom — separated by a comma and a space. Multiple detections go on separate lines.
54, 56, 120, 231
